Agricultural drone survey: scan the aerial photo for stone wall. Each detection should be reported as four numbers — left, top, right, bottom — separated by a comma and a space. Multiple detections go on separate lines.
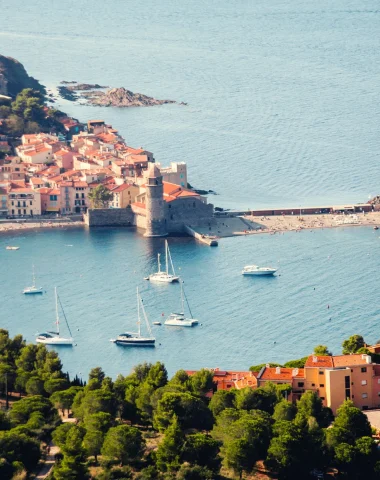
84, 208, 134, 227
166, 198, 215, 233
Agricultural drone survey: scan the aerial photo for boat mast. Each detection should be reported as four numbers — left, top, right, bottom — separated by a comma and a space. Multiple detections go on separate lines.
57, 293, 73, 338
157, 253, 161, 273
140, 294, 153, 339
165, 240, 169, 275
137, 287, 141, 338
168, 242, 176, 276
182, 282, 194, 319
180, 281, 185, 314
32, 265, 36, 287
55, 287, 60, 336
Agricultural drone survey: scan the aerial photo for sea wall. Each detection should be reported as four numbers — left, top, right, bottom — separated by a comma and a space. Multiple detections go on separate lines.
84, 208, 134, 227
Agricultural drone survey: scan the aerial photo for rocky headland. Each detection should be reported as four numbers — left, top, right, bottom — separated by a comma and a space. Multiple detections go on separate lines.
0, 54, 46, 98
58, 81, 177, 107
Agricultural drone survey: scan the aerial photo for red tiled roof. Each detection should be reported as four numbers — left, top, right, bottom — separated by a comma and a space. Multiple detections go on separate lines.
259, 367, 305, 381
305, 356, 334, 368
305, 354, 372, 368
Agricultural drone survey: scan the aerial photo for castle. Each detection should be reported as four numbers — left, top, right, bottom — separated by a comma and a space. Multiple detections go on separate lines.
85, 163, 215, 235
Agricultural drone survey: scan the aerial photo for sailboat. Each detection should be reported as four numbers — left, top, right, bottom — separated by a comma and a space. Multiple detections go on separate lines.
112, 287, 155, 346
164, 280, 199, 327
36, 287, 74, 345
145, 240, 179, 283
23, 265, 43, 294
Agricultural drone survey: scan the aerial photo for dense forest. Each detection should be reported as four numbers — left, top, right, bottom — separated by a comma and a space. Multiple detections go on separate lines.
1, 329, 380, 480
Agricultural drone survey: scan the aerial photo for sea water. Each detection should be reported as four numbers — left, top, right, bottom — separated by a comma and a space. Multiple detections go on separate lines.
1, 226, 379, 378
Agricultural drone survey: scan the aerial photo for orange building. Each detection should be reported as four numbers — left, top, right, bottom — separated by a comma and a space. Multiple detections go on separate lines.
304, 354, 376, 413
256, 366, 306, 402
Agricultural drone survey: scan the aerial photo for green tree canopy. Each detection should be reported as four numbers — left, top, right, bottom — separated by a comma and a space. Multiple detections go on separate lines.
313, 345, 332, 356
88, 185, 113, 208
156, 415, 184, 472
342, 335, 365, 355
101, 424, 145, 465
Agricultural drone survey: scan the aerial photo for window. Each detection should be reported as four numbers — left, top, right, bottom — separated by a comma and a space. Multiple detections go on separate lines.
298, 382, 304, 387
312, 383, 315, 387
361, 380, 367, 386
76, 193, 79, 199
23, 201, 26, 207
319, 371, 324, 375
30, 200, 32, 205
319, 384, 324, 388
361, 367, 367, 373
50, 195, 57, 201
345, 376, 350, 388
320, 397, 325, 400
362, 393, 368, 399
23, 209, 26, 214
81, 193, 84, 198
11, 201, 14, 206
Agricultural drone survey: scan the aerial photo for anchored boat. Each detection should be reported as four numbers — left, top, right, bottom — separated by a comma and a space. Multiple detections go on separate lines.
112, 287, 155, 346
242, 265, 277, 276
36, 287, 74, 345
164, 280, 199, 327
23, 265, 43, 294
145, 240, 179, 283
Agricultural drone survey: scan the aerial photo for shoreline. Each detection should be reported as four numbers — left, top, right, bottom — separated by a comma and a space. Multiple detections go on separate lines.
0, 221, 85, 235
1, 211, 380, 237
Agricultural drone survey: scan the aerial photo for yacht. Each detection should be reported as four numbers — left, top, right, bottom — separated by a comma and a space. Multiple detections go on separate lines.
36, 287, 74, 345
164, 281, 199, 327
6, 246, 19, 250
23, 265, 43, 295
145, 240, 179, 283
112, 288, 155, 346
242, 265, 277, 276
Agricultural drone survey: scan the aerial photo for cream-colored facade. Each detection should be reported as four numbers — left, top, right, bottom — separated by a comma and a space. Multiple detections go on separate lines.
8, 188, 41, 216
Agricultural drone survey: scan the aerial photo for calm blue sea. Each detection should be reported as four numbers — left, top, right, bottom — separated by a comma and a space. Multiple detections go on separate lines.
1, 226, 380, 378
1, 0, 380, 377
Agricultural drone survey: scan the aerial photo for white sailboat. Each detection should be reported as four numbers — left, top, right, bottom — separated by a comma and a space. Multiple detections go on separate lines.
145, 240, 179, 283
36, 287, 74, 345
23, 265, 43, 294
112, 287, 155, 346
164, 280, 199, 327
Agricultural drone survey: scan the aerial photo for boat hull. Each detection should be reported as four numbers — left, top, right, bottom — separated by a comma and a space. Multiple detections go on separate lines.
23, 288, 43, 295
242, 270, 276, 276
36, 337, 73, 345
115, 339, 155, 346
148, 274, 179, 283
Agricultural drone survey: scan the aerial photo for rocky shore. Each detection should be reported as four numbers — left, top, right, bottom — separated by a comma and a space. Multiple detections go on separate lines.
58, 81, 176, 107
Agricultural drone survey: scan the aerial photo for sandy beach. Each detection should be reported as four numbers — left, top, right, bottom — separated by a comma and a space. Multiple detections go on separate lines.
193, 211, 380, 238
0, 220, 84, 234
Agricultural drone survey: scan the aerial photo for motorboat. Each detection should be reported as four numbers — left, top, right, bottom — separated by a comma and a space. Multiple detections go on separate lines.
153, 321, 162, 325
23, 265, 43, 295
36, 287, 74, 345
242, 265, 277, 276
146, 240, 179, 283
112, 287, 155, 347
164, 281, 199, 327
6, 246, 19, 250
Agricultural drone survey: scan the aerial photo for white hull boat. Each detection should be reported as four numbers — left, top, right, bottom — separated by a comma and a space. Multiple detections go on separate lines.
112, 288, 155, 347
6, 246, 19, 250
36, 287, 73, 345
146, 240, 179, 283
242, 265, 277, 276
36, 332, 73, 345
164, 281, 199, 327
23, 265, 43, 294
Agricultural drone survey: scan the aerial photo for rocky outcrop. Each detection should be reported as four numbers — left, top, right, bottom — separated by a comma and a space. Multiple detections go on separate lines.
0, 55, 45, 97
58, 82, 176, 108
88, 87, 175, 107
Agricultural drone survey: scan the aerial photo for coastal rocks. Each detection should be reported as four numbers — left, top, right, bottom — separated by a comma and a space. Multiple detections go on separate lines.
89, 87, 175, 107
57, 81, 177, 108
0, 55, 46, 97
